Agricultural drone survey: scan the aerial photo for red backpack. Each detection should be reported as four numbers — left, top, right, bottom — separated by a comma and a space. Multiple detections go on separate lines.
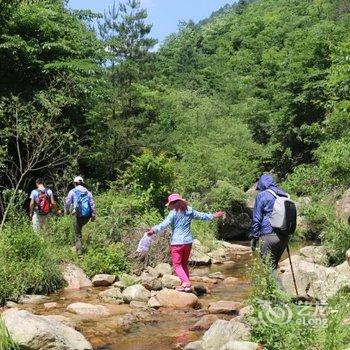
36, 189, 51, 215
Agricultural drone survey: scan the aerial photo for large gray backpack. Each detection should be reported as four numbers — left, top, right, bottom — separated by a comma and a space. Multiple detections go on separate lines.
266, 189, 297, 235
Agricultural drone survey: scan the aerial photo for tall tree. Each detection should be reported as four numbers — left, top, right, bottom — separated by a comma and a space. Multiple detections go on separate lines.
87, 0, 157, 181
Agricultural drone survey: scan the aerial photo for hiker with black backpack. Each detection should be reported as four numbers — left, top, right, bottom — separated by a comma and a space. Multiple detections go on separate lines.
65, 176, 96, 254
250, 174, 297, 270
29, 178, 61, 232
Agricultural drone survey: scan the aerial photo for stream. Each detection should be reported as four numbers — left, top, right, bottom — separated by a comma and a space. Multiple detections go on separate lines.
18, 241, 305, 350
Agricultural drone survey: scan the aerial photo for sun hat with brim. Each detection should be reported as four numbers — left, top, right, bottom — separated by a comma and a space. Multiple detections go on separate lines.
165, 193, 186, 206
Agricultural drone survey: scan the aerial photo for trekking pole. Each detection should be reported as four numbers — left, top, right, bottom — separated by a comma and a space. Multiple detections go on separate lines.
286, 244, 298, 297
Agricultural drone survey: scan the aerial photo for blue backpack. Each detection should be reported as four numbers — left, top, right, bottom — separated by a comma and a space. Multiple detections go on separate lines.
74, 189, 92, 218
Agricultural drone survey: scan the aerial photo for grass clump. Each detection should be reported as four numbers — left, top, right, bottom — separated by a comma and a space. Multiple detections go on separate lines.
0, 319, 19, 350
0, 221, 63, 305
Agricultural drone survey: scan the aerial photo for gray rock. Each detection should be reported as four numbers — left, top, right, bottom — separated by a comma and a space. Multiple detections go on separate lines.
300, 246, 330, 266
201, 320, 251, 350
190, 315, 219, 331
208, 301, 243, 315
189, 239, 211, 266
219, 340, 259, 350
280, 259, 350, 301
18, 295, 50, 304
2, 309, 92, 350
42, 315, 77, 329
208, 272, 225, 280
161, 274, 181, 289
67, 302, 110, 317
99, 288, 124, 304
6, 301, 18, 308
60, 263, 92, 290
184, 341, 204, 350
91, 274, 116, 287
122, 284, 151, 303
238, 306, 253, 318
130, 301, 148, 309
140, 272, 162, 291
154, 263, 172, 277
148, 296, 162, 308
113, 280, 127, 289
209, 242, 251, 264
146, 266, 160, 277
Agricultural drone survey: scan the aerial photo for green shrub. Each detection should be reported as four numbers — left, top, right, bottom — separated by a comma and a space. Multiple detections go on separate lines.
321, 219, 350, 265
320, 292, 350, 350
0, 222, 64, 305
283, 164, 320, 196
81, 243, 129, 277
119, 150, 175, 213
315, 136, 350, 190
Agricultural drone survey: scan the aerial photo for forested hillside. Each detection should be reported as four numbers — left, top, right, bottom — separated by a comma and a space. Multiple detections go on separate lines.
0, 0, 350, 315
2, 0, 350, 197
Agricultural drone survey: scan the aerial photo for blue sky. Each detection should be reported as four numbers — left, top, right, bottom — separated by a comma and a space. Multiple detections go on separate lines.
68, 0, 236, 46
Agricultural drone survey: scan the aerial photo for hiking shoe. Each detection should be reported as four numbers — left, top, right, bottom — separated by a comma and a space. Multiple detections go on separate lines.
184, 285, 192, 293
175, 285, 186, 292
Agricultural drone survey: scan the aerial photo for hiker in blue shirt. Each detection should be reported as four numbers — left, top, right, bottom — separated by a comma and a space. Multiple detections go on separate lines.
65, 176, 96, 254
250, 174, 289, 269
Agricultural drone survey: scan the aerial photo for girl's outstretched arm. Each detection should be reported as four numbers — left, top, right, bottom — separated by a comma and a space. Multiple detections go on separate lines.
150, 210, 175, 234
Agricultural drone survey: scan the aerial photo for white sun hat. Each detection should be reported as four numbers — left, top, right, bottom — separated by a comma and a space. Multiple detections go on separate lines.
73, 176, 84, 183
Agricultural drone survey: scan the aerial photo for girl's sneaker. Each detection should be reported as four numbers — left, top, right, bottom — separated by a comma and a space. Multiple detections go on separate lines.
184, 284, 192, 293
175, 285, 185, 292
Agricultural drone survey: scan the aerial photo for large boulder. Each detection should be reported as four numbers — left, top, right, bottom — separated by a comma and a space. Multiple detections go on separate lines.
122, 284, 151, 303
67, 302, 110, 317
299, 245, 330, 266
280, 258, 350, 301
61, 263, 92, 290
201, 320, 251, 350
2, 309, 92, 350
91, 274, 116, 287
189, 239, 211, 266
154, 289, 199, 308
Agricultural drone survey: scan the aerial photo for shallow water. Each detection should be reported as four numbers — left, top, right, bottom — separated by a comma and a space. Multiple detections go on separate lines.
20, 240, 310, 350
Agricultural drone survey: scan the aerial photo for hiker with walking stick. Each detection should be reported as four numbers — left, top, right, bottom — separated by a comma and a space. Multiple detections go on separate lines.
250, 174, 297, 272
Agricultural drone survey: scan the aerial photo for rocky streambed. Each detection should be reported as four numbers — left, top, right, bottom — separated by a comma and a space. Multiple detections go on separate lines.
3, 240, 347, 350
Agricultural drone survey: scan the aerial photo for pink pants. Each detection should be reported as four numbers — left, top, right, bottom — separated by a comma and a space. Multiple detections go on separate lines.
170, 243, 192, 284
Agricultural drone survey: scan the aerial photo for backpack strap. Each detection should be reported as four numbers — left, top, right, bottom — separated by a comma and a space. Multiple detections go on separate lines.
266, 189, 278, 198
266, 189, 290, 199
